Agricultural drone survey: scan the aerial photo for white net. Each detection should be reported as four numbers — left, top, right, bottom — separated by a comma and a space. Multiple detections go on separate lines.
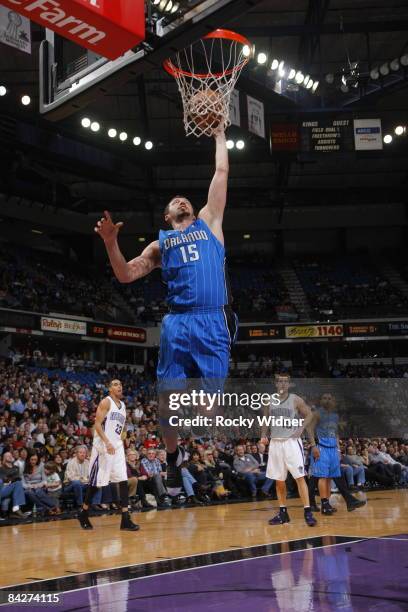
166, 33, 249, 138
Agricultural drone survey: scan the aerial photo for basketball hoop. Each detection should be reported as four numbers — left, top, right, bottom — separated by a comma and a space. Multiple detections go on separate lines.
164, 29, 252, 138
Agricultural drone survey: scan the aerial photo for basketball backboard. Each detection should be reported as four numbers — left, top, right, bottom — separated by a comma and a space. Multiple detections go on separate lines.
39, 0, 264, 121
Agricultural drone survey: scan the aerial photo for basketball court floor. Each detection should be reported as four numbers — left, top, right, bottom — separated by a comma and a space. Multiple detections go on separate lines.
1, 490, 407, 610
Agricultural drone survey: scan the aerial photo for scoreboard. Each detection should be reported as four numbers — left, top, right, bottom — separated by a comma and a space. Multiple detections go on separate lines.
300, 119, 354, 153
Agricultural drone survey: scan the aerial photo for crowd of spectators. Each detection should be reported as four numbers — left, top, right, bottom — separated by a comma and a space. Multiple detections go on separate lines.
0, 359, 407, 525
294, 255, 407, 317
0, 245, 128, 323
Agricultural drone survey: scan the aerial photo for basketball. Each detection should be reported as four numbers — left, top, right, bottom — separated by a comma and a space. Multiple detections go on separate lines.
189, 89, 224, 133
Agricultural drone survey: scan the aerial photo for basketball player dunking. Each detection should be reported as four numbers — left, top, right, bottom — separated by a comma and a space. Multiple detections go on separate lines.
261, 373, 318, 527
95, 127, 237, 468
78, 379, 139, 531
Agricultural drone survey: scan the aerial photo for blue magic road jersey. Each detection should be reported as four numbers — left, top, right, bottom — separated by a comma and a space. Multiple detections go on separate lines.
159, 218, 228, 308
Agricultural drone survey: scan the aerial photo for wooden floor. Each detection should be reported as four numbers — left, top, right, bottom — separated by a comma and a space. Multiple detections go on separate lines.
1, 490, 407, 588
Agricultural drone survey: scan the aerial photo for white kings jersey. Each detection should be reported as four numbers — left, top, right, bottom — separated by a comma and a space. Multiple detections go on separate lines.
270, 393, 301, 440
93, 396, 126, 452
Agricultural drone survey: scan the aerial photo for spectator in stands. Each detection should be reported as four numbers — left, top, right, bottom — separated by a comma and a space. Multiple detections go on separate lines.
342, 445, 366, 489
368, 443, 403, 484
22, 453, 59, 514
125, 449, 154, 509
14, 447, 28, 476
251, 442, 268, 472
44, 462, 62, 512
63, 446, 100, 507
233, 445, 273, 499
140, 448, 168, 503
0, 452, 30, 518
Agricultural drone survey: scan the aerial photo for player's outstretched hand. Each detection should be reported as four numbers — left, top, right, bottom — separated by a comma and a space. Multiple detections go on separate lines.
106, 442, 115, 455
94, 210, 123, 244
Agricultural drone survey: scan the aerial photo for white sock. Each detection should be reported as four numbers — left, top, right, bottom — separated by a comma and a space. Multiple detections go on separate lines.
12, 505, 19, 512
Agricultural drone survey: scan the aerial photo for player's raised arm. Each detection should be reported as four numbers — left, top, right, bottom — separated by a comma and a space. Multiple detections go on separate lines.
199, 128, 229, 239
94, 211, 161, 283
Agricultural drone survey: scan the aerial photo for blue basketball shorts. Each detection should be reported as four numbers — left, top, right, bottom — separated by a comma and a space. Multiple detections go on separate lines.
310, 443, 341, 478
157, 307, 238, 385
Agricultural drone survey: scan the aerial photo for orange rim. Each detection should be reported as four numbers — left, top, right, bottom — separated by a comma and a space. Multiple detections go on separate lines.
163, 29, 252, 80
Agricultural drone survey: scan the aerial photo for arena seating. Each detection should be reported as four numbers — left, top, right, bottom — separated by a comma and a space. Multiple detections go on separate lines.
294, 254, 408, 317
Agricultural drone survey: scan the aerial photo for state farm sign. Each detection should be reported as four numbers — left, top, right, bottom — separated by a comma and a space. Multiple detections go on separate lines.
0, 0, 145, 60
41, 316, 87, 335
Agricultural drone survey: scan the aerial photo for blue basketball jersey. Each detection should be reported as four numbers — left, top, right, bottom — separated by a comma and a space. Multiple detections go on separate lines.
159, 218, 228, 308
316, 406, 339, 447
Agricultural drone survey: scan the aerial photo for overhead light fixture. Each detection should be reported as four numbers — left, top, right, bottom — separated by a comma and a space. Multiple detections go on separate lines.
383, 134, 392, 144
81, 117, 91, 128
0, 86, 7, 96
171, 3, 179, 14
31, 229, 43, 234
243, 234, 251, 239
395, 125, 405, 136
119, 131, 128, 141
340, 83, 349, 93
278, 60, 284, 71
306, 79, 314, 89
271, 59, 279, 71
390, 58, 400, 71
226, 140, 235, 150
325, 73, 334, 84
312, 81, 319, 92
401, 54, 408, 66
21, 95, 31, 106
108, 128, 117, 138
236, 140, 245, 150
295, 71, 304, 84
370, 67, 380, 80
243, 45, 251, 58
90, 121, 100, 132
303, 74, 310, 86
138, 237, 146, 242
288, 68, 296, 80
152, 0, 160, 4
145, 141, 153, 150
379, 63, 389, 76
278, 67, 286, 78
133, 136, 141, 145
257, 52, 267, 65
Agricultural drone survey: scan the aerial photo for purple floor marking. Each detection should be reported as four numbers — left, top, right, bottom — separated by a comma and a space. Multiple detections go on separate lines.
6, 538, 408, 612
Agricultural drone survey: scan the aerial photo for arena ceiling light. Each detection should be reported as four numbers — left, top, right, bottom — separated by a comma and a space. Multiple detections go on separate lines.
288, 68, 296, 80
325, 73, 334, 84
138, 237, 146, 242
401, 54, 408, 66
390, 58, 400, 71
303, 74, 310, 87
395, 126, 405, 136
236, 140, 245, 150
133, 136, 141, 146
370, 67, 380, 80
340, 83, 349, 93
81, 117, 91, 128
312, 81, 319, 92
383, 134, 392, 144
243, 45, 252, 58
119, 131, 128, 141
306, 79, 314, 90
295, 71, 304, 84
379, 63, 389, 76
257, 52, 267, 65
21, 95, 31, 106
271, 59, 279, 71
226, 140, 235, 150
108, 128, 117, 138
0, 86, 7, 96
145, 141, 153, 150
90, 121, 100, 132
243, 234, 251, 239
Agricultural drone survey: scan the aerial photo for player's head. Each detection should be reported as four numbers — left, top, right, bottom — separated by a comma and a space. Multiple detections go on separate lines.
164, 195, 196, 226
320, 392, 336, 411
275, 372, 290, 395
108, 379, 123, 398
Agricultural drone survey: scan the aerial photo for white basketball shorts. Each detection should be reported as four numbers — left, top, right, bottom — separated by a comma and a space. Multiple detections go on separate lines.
89, 443, 127, 487
266, 438, 305, 481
